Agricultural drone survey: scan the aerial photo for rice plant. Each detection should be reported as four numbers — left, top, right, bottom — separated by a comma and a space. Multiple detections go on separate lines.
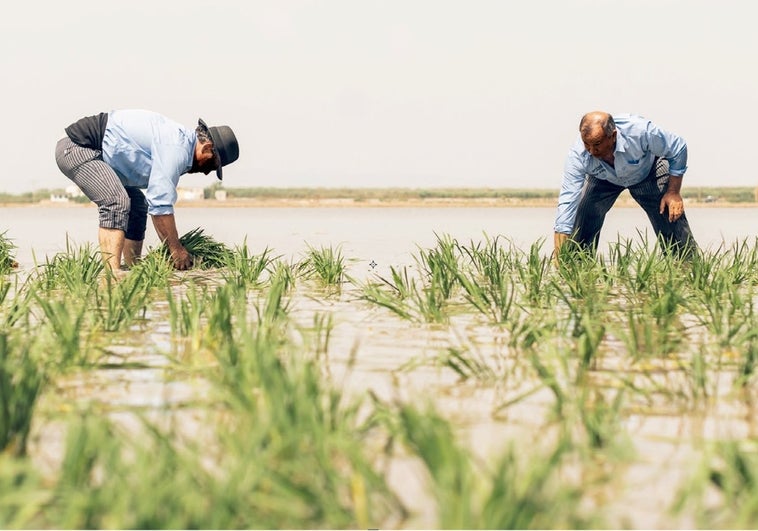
153, 227, 232, 269
0, 332, 45, 456
0, 231, 18, 274
361, 265, 448, 323
33, 295, 88, 367
31, 241, 103, 294
221, 242, 278, 288
297, 243, 347, 289
91, 268, 152, 331
415, 233, 461, 301
166, 282, 210, 355
674, 439, 758, 528
373, 399, 594, 528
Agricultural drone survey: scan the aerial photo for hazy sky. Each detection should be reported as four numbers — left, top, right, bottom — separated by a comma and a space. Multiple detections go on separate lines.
2, 0, 756, 194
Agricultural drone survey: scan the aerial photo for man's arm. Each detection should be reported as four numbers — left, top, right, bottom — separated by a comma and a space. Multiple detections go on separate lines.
554, 140, 587, 256
152, 214, 192, 270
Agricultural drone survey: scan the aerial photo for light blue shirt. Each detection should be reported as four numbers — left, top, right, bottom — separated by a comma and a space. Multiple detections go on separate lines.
102, 110, 196, 216
554, 114, 688, 234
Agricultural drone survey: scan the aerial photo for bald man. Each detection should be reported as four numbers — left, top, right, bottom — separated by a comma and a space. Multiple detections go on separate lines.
554, 112, 697, 257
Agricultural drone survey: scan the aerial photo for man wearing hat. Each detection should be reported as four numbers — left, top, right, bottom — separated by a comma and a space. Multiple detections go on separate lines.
55, 109, 239, 272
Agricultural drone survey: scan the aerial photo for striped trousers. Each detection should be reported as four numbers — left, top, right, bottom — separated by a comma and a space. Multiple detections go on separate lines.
573, 158, 698, 257
55, 137, 148, 241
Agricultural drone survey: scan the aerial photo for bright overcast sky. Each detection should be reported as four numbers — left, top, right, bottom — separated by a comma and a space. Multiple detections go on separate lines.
1, 0, 756, 193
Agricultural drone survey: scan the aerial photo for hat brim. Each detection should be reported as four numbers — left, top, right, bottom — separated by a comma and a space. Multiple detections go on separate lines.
198, 118, 223, 180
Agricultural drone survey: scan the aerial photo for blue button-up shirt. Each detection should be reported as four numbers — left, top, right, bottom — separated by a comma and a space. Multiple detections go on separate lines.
554, 114, 688, 234
102, 110, 196, 216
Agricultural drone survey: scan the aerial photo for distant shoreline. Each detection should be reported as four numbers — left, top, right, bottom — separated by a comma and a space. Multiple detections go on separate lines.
4, 197, 758, 209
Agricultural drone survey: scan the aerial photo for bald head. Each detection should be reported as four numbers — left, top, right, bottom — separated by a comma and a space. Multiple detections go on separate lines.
579, 111, 617, 162
580, 111, 616, 137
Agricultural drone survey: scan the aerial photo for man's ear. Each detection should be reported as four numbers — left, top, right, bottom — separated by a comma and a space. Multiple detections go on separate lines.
202, 141, 215, 154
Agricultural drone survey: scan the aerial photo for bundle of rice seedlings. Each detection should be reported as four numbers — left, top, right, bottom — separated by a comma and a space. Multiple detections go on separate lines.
158, 227, 232, 270
0, 231, 18, 273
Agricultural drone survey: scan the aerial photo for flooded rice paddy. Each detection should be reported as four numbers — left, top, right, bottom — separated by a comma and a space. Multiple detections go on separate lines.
2, 204, 758, 528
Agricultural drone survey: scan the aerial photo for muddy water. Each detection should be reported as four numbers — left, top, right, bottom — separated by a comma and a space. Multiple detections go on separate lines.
5, 204, 758, 270
8, 204, 758, 528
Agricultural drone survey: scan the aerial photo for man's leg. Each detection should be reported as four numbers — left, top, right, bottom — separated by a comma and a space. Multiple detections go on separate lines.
123, 187, 148, 267
572, 176, 625, 251
628, 159, 698, 257
55, 137, 132, 271
99, 227, 126, 271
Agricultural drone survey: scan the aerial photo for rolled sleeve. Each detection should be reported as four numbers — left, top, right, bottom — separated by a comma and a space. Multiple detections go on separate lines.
646, 121, 688, 177
554, 146, 586, 234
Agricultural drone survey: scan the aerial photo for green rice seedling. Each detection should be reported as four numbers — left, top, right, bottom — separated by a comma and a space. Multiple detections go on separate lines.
255, 269, 292, 326
202, 293, 397, 528
506, 307, 557, 352
297, 243, 347, 289
615, 234, 669, 294
0, 454, 45, 528
33, 294, 88, 366
453, 235, 521, 323
361, 235, 463, 323
682, 345, 711, 403
514, 239, 553, 307
166, 282, 210, 354
0, 231, 18, 274
689, 277, 755, 349
415, 233, 461, 301
360, 265, 448, 323
615, 269, 687, 360
31, 240, 103, 294
527, 350, 568, 417
377, 400, 592, 528
575, 312, 606, 375
269, 260, 296, 294
91, 268, 152, 332
551, 264, 610, 343
436, 346, 498, 383
128, 248, 175, 289
604, 235, 637, 273
705, 440, 758, 528
152, 227, 232, 269
578, 387, 627, 450
221, 241, 278, 288
735, 333, 758, 388
457, 235, 518, 288
673, 439, 758, 528
0, 276, 34, 331
478, 438, 592, 529
359, 275, 413, 321
454, 265, 518, 324
203, 283, 248, 354
553, 241, 608, 301
392, 403, 476, 528
616, 305, 671, 360
0, 332, 44, 456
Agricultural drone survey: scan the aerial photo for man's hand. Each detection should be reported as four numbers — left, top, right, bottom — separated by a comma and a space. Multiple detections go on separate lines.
169, 244, 193, 270
660, 174, 685, 222
553, 232, 570, 265
554, 232, 569, 254
152, 213, 194, 270
660, 191, 685, 222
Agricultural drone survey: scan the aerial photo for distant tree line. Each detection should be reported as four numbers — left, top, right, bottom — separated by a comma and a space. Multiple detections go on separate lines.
3, 185, 758, 204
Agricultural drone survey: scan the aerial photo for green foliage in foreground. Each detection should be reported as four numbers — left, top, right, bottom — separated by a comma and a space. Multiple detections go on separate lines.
4, 236, 758, 528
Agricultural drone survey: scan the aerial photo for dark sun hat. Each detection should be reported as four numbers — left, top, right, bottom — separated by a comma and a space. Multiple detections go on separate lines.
198, 118, 239, 180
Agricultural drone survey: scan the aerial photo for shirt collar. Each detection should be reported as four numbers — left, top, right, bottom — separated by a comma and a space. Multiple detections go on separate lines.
615, 129, 629, 154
